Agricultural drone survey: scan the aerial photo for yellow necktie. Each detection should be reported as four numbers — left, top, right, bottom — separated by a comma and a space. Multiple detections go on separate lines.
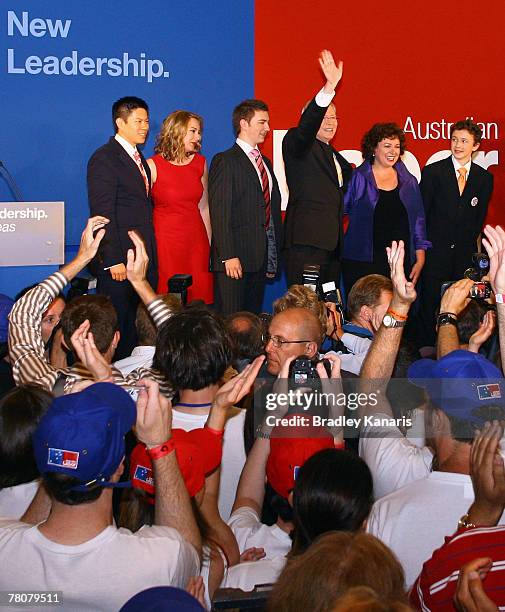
457, 167, 467, 196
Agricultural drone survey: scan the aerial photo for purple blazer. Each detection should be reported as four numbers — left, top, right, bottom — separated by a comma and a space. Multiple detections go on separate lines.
343, 159, 431, 264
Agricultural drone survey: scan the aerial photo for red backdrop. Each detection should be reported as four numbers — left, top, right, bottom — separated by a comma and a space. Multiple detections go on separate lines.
255, 0, 504, 225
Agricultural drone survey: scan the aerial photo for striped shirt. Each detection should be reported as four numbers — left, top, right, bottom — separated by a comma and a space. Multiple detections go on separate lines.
410, 525, 505, 611
8, 271, 173, 397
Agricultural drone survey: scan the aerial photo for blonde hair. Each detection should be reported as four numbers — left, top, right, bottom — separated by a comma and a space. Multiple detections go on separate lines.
273, 285, 327, 344
267, 532, 407, 612
154, 110, 203, 163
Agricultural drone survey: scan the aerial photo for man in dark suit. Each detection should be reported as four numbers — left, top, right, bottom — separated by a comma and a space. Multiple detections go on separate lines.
87, 96, 157, 359
209, 99, 282, 315
417, 119, 494, 347
283, 50, 353, 288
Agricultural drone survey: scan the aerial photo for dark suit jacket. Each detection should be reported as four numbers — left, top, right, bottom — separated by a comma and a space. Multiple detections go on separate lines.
87, 137, 157, 276
208, 143, 282, 273
421, 155, 493, 278
282, 98, 353, 253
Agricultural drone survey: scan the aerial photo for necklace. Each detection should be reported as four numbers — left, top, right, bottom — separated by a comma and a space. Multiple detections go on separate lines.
175, 402, 212, 408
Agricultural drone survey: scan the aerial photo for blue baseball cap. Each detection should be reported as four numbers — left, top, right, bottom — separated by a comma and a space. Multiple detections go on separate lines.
408, 350, 505, 427
120, 587, 205, 611
0, 294, 14, 343
33, 383, 136, 489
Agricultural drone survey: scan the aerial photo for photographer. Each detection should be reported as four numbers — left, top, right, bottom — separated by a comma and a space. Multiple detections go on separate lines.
326, 274, 393, 375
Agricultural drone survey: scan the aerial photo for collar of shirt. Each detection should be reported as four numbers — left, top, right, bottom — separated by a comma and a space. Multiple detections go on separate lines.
451, 155, 472, 177
115, 133, 138, 160
236, 138, 272, 190
236, 137, 258, 157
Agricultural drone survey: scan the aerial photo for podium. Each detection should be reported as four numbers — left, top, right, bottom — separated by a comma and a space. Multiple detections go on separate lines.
0, 202, 64, 267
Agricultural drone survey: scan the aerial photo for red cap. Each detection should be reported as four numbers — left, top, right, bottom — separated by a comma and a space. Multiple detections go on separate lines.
130, 426, 223, 498
266, 415, 334, 500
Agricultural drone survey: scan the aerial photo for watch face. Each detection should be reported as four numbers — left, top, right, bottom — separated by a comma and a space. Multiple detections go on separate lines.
383, 314, 393, 327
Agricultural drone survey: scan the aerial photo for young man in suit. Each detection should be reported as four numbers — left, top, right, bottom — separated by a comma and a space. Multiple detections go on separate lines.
209, 99, 282, 315
417, 119, 494, 347
282, 50, 353, 288
87, 96, 157, 359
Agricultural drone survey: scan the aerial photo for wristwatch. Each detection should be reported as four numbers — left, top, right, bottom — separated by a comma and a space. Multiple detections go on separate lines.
436, 312, 458, 329
382, 313, 406, 328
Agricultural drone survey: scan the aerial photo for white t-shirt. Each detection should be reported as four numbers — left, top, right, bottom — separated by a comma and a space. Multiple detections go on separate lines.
359, 411, 433, 499
228, 507, 292, 559
0, 521, 199, 611
0, 480, 39, 519
221, 556, 286, 591
113, 346, 155, 375
326, 333, 372, 375
172, 407, 246, 520
367, 471, 505, 587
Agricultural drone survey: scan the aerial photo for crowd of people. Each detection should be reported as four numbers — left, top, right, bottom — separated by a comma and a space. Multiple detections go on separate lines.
0, 48, 503, 611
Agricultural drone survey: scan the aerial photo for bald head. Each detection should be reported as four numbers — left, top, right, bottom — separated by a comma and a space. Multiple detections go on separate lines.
266, 307, 322, 376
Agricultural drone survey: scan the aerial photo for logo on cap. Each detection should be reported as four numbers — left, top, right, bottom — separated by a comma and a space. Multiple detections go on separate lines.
477, 383, 502, 401
48, 448, 79, 469
134, 464, 154, 486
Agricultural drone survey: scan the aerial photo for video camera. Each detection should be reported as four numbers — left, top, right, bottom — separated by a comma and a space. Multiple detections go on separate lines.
440, 253, 492, 302
167, 274, 192, 306
302, 264, 346, 324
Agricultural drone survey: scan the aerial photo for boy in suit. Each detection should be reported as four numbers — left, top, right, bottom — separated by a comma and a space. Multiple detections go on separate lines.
209, 100, 282, 315
417, 119, 493, 347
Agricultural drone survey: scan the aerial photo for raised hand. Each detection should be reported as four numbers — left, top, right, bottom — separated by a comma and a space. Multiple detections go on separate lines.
126, 230, 149, 284
387, 240, 417, 306
135, 378, 172, 448
318, 49, 343, 89
212, 355, 265, 413
70, 319, 113, 382
483, 225, 505, 294
76, 216, 109, 264
469, 311, 496, 353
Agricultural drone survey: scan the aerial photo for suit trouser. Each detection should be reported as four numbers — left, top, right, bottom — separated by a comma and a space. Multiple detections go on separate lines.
284, 245, 341, 289
214, 265, 267, 316
96, 267, 158, 360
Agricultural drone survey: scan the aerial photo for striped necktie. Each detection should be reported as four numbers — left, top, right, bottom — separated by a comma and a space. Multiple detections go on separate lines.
133, 149, 149, 194
250, 148, 271, 228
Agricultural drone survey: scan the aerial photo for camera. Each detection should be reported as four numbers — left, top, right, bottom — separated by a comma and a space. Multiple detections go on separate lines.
289, 356, 331, 386
464, 252, 490, 281
322, 280, 346, 324
167, 274, 192, 305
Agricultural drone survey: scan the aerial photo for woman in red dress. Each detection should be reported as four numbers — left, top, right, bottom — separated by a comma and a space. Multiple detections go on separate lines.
147, 110, 213, 303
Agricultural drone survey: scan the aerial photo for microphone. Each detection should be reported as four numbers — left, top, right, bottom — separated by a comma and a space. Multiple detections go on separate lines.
0, 160, 24, 201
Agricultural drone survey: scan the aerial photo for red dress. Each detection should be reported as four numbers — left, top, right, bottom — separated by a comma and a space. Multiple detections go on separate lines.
152, 153, 213, 303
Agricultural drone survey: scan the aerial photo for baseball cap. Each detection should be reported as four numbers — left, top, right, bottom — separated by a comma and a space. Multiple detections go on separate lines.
267, 415, 335, 499
120, 586, 204, 612
130, 426, 223, 499
0, 294, 14, 343
408, 349, 505, 427
33, 382, 136, 490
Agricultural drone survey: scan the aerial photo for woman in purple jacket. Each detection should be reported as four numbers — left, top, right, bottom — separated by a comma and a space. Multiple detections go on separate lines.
342, 123, 430, 294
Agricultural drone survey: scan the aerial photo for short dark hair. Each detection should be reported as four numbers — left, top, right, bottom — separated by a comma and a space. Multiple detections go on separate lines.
60, 295, 118, 354
42, 472, 102, 506
112, 96, 149, 132
347, 275, 393, 321
450, 119, 482, 144
361, 123, 406, 163
232, 99, 268, 137
153, 308, 232, 391
457, 301, 488, 344
0, 386, 53, 488
225, 311, 264, 363
291, 449, 374, 556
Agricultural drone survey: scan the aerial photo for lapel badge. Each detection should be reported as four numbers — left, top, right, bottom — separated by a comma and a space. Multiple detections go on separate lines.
471, 197, 478, 207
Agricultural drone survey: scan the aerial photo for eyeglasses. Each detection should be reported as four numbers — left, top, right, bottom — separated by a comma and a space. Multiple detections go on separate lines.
264, 334, 311, 349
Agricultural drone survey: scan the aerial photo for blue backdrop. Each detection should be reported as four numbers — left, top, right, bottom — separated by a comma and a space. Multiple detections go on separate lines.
0, 1, 254, 297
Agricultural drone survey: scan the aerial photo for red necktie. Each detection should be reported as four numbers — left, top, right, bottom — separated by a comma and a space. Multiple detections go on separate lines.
250, 149, 271, 228
133, 149, 149, 195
